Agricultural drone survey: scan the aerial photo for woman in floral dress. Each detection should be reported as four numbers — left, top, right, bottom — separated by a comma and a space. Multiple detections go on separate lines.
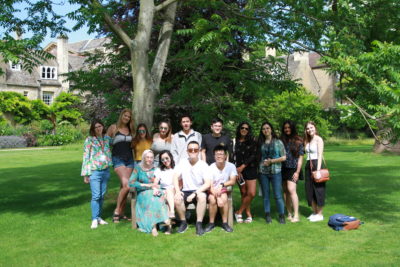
129, 150, 170, 236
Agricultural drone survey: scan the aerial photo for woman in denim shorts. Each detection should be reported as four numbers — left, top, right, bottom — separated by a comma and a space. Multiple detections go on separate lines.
107, 109, 135, 223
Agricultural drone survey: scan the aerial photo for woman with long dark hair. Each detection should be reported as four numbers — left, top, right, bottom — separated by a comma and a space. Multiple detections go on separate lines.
107, 109, 135, 223
258, 121, 287, 224
304, 121, 325, 222
233, 122, 258, 224
81, 120, 113, 229
151, 120, 173, 166
281, 120, 304, 223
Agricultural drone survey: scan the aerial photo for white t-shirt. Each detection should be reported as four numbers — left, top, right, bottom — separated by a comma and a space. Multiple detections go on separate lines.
209, 162, 237, 187
154, 168, 175, 189
174, 158, 211, 191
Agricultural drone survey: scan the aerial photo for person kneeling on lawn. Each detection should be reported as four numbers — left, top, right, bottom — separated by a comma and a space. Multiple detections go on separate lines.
173, 141, 211, 236
205, 145, 237, 233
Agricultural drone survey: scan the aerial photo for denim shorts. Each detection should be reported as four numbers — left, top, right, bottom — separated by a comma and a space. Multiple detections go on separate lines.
112, 156, 135, 169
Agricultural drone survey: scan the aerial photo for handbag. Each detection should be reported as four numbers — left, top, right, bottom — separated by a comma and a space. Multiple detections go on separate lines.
309, 153, 330, 183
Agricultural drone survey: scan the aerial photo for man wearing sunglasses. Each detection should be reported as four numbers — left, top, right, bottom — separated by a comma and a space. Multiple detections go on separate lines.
173, 141, 211, 236
171, 114, 202, 164
201, 118, 232, 165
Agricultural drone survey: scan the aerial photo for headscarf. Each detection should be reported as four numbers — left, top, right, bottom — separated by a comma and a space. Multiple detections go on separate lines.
140, 149, 155, 170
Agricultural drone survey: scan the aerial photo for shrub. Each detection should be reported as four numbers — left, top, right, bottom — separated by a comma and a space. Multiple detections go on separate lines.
0, 136, 27, 149
23, 133, 37, 147
36, 124, 84, 146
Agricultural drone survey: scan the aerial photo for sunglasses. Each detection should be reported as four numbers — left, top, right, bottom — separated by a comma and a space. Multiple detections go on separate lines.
241, 126, 249, 131
138, 129, 146, 134
187, 148, 199, 153
159, 127, 168, 130
161, 157, 170, 162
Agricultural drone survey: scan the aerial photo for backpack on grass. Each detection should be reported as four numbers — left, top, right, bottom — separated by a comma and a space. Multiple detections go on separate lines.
328, 214, 362, 231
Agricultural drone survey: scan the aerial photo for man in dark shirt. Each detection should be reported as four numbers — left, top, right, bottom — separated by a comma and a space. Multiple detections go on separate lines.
201, 118, 232, 165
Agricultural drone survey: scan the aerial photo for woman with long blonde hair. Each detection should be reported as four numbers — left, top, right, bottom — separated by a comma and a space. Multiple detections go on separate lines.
107, 109, 135, 223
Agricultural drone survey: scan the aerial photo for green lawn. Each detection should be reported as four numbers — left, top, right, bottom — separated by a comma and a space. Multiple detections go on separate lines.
0, 143, 399, 266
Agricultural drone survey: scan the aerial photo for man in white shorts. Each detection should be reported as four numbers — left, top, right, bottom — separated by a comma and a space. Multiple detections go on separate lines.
173, 141, 211, 236
204, 145, 237, 233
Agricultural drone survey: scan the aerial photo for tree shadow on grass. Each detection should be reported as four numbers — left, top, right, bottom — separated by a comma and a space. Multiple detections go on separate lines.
0, 161, 119, 216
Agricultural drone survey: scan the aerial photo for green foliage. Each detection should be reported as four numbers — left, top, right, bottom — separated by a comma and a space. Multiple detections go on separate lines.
52, 92, 83, 125
0, 91, 36, 124
36, 123, 84, 146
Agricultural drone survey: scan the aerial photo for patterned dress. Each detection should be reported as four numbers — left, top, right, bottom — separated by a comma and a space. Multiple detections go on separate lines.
129, 165, 168, 233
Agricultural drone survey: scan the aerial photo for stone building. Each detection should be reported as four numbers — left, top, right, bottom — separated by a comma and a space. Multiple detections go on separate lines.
0, 36, 109, 105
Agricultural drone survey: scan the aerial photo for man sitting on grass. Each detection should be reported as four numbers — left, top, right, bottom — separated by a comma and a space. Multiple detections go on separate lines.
173, 141, 211, 236
205, 145, 237, 233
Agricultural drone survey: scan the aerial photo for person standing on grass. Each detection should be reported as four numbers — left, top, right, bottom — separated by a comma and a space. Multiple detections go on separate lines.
132, 123, 153, 164
81, 120, 113, 229
154, 150, 176, 220
129, 150, 171, 236
204, 145, 237, 233
173, 141, 211, 236
258, 121, 287, 224
107, 109, 135, 223
281, 120, 304, 223
304, 121, 326, 222
171, 115, 202, 164
151, 120, 173, 167
233, 122, 258, 224
201, 118, 232, 165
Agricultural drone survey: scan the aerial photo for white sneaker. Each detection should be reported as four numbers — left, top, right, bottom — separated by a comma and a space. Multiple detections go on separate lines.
91, 219, 98, 229
310, 214, 324, 222
307, 214, 316, 220
98, 218, 108, 225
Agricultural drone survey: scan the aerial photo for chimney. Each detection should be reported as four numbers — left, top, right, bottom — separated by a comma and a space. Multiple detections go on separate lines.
265, 47, 276, 57
57, 35, 69, 92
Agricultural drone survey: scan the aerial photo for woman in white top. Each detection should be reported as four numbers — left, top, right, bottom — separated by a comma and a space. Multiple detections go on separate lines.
304, 121, 326, 222
154, 150, 176, 220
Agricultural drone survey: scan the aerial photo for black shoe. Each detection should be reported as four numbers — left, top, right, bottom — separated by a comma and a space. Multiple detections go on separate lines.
204, 223, 215, 233
265, 213, 272, 224
196, 222, 205, 236
279, 214, 286, 224
177, 221, 188, 233
221, 223, 233, 233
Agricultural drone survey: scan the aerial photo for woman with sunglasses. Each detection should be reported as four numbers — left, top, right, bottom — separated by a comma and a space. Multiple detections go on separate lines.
151, 120, 173, 166
154, 150, 176, 221
107, 109, 135, 223
132, 123, 153, 164
129, 150, 170, 236
81, 120, 113, 229
233, 122, 258, 224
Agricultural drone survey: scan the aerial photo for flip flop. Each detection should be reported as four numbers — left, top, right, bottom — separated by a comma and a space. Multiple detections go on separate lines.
234, 213, 243, 223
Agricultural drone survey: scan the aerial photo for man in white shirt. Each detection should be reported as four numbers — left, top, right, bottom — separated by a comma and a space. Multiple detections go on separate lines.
173, 141, 211, 236
205, 145, 237, 233
171, 115, 202, 163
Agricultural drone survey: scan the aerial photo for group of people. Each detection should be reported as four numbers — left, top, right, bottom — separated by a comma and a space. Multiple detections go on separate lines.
81, 109, 327, 236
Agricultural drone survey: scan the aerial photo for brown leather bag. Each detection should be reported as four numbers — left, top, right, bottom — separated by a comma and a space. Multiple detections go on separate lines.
343, 220, 361, 230
309, 155, 330, 183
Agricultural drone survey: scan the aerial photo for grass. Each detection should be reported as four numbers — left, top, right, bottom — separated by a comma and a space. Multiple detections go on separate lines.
0, 142, 399, 266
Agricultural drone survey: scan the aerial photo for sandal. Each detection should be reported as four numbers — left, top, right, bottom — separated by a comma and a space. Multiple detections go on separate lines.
291, 216, 300, 223
244, 217, 253, 223
234, 213, 243, 223
112, 213, 121, 223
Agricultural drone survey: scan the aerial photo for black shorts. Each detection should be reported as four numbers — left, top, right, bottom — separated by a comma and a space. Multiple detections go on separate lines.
242, 167, 258, 180
282, 167, 304, 184
182, 191, 208, 206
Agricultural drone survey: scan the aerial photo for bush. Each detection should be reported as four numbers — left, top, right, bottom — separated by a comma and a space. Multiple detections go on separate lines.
0, 136, 27, 149
36, 124, 84, 146
23, 133, 37, 147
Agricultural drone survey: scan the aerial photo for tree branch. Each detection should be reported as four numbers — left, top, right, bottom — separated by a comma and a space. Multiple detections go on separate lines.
90, 0, 134, 50
155, 0, 179, 12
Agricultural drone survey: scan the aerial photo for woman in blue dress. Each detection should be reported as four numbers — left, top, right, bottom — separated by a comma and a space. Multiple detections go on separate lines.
129, 149, 170, 236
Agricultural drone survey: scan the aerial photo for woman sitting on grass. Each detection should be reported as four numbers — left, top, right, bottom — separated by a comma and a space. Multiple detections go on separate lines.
154, 150, 176, 220
304, 121, 326, 222
281, 120, 304, 223
129, 150, 170, 236
81, 120, 113, 229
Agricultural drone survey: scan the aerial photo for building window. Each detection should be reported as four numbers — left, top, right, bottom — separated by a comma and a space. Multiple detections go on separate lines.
23, 91, 29, 97
9, 62, 21, 71
41, 66, 57, 79
42, 92, 54, 105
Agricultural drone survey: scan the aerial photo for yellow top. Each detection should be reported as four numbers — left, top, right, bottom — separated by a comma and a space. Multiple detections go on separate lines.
134, 139, 153, 161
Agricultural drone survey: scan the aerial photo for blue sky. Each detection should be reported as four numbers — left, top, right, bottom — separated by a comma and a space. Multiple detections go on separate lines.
14, 1, 97, 47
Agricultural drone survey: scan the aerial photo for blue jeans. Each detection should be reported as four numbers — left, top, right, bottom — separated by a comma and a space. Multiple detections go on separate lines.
259, 173, 285, 214
89, 169, 110, 220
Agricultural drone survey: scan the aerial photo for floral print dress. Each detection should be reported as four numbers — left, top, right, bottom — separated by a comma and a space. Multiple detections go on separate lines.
129, 165, 168, 233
